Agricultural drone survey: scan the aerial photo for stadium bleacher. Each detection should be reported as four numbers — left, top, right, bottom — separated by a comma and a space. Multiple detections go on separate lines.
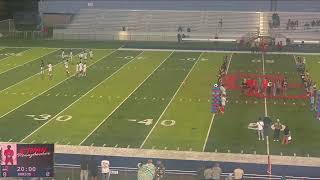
53, 9, 320, 42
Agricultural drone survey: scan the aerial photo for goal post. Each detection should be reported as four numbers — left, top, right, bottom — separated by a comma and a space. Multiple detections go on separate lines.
0, 19, 15, 38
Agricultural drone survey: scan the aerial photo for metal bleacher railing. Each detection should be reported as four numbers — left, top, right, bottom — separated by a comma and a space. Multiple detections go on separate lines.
51, 164, 319, 180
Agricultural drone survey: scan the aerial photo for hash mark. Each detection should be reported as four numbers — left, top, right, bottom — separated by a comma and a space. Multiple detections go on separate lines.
90, 143, 94, 146
152, 146, 155, 149
114, 144, 118, 148
164, 147, 167, 150
43, 141, 47, 143
103, 144, 106, 147
8, 139, 12, 142
127, 145, 130, 148
30, 140, 35, 143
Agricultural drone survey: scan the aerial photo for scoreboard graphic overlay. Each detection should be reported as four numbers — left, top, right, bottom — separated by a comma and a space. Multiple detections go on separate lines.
0, 144, 54, 177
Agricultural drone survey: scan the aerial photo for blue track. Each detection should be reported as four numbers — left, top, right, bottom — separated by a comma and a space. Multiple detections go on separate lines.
55, 153, 320, 178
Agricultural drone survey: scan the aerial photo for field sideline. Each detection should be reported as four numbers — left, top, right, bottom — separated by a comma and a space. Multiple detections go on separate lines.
0, 46, 319, 157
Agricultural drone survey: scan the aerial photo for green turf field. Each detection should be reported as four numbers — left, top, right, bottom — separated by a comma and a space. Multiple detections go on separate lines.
0, 45, 319, 157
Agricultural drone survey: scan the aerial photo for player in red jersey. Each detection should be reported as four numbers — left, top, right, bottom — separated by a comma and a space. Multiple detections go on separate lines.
252, 79, 257, 95
262, 78, 268, 96
4, 145, 14, 165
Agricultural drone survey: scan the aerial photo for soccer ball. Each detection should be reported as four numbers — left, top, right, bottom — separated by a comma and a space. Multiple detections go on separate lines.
214, 84, 218, 88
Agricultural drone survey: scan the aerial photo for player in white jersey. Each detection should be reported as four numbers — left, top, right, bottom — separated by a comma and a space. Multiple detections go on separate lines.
89, 49, 93, 60
61, 50, 65, 60
79, 62, 83, 77
79, 52, 83, 61
83, 63, 87, 76
64, 60, 70, 75
48, 63, 53, 79
69, 49, 73, 62
76, 62, 80, 77
84, 51, 88, 61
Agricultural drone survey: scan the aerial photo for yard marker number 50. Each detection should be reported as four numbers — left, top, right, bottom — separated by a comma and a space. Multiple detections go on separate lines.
26, 114, 73, 121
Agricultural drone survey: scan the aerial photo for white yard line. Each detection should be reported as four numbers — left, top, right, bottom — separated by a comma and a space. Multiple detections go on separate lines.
79, 51, 175, 145
21, 51, 143, 142
0, 48, 59, 75
202, 53, 233, 152
0, 51, 83, 94
202, 114, 215, 151
0, 48, 32, 62
140, 52, 203, 148
0, 50, 116, 125
262, 53, 268, 117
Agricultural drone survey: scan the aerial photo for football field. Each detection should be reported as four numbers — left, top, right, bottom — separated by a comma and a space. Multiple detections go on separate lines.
0, 46, 319, 157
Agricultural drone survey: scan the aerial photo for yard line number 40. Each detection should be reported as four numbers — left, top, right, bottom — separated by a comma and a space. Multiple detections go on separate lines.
129, 119, 176, 127
26, 114, 72, 121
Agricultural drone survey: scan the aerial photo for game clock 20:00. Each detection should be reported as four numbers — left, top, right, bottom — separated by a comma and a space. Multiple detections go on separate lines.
0, 144, 54, 177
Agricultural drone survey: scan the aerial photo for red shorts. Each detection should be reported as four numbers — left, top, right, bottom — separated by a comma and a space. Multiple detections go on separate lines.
5, 158, 13, 165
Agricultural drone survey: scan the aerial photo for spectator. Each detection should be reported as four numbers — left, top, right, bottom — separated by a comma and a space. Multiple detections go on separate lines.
282, 125, 291, 145
234, 167, 244, 180
273, 119, 282, 142
88, 156, 98, 180
101, 159, 110, 180
137, 159, 156, 180
211, 163, 222, 180
257, 117, 264, 141
263, 116, 273, 136
80, 156, 88, 180
155, 160, 165, 180
204, 165, 213, 179
177, 33, 182, 43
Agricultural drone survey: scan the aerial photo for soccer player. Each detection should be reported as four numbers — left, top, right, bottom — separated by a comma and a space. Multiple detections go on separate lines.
48, 63, 53, 79
241, 78, 248, 95
69, 49, 73, 62
220, 94, 226, 114
40, 60, 45, 75
220, 84, 226, 96
89, 49, 93, 60
262, 78, 268, 96
276, 79, 281, 96
76, 62, 80, 77
4, 145, 14, 165
84, 50, 88, 62
64, 60, 70, 76
79, 62, 83, 77
61, 49, 65, 60
272, 80, 277, 97
282, 77, 288, 96
267, 81, 272, 96
79, 51, 83, 61
83, 63, 87, 77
